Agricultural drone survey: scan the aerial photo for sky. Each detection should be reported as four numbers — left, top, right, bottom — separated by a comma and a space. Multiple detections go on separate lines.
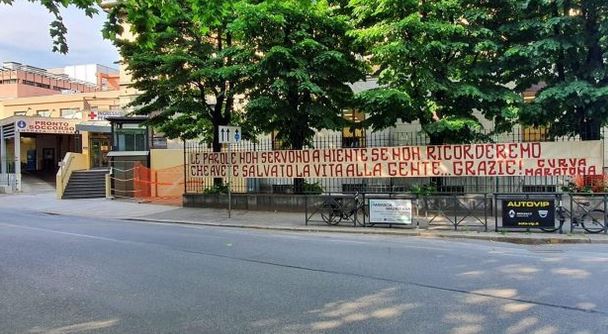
0, 1, 120, 70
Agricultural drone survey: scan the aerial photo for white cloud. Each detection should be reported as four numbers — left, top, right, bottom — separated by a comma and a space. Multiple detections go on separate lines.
0, 1, 119, 69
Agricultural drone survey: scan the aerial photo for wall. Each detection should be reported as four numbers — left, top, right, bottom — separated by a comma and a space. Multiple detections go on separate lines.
62, 64, 120, 85
0, 90, 120, 119
151, 148, 247, 196
56, 152, 89, 198
0, 84, 19, 99
184, 193, 317, 212
150, 149, 184, 169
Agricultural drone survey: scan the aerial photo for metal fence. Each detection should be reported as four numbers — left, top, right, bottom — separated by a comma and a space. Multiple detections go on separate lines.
303, 192, 607, 234
185, 128, 603, 195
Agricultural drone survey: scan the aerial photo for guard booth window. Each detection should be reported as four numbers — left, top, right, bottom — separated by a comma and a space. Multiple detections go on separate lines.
113, 123, 148, 151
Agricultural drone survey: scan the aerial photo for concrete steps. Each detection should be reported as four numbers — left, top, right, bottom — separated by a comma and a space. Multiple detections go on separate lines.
62, 169, 108, 199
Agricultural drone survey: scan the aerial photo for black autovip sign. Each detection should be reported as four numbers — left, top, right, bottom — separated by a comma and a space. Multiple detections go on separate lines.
502, 199, 555, 228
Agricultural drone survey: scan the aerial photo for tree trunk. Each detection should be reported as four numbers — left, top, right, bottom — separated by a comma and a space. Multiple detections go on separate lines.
580, 118, 601, 141
291, 131, 305, 194
212, 100, 225, 188
429, 134, 445, 192
212, 125, 223, 187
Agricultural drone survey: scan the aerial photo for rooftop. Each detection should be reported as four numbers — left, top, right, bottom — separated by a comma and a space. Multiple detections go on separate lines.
1, 61, 99, 88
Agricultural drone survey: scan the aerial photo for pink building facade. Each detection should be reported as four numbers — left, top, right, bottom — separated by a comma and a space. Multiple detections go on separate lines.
0, 62, 99, 99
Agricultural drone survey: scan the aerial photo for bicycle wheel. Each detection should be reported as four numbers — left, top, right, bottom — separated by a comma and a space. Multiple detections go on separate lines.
539, 217, 562, 233
354, 206, 367, 227
582, 209, 606, 234
320, 203, 342, 225
539, 225, 561, 233
539, 208, 564, 233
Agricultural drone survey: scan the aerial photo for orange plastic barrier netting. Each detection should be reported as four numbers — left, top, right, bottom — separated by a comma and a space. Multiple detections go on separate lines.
133, 163, 185, 206
570, 173, 608, 192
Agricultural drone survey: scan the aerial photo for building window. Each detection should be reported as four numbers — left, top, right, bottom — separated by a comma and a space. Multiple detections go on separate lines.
271, 130, 284, 150
13, 111, 27, 116
60, 108, 81, 119
342, 110, 366, 148
523, 127, 548, 142
36, 110, 51, 117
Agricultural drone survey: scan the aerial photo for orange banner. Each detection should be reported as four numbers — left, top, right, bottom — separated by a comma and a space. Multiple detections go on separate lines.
188, 141, 604, 178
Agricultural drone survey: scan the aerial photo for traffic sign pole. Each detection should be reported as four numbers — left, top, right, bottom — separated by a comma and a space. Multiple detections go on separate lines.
228, 142, 232, 219
218, 125, 241, 219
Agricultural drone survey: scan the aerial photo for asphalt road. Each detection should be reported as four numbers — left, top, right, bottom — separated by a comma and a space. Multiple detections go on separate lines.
1, 209, 608, 334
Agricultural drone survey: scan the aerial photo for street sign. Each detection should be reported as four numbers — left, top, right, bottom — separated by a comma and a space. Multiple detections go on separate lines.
219, 126, 242, 144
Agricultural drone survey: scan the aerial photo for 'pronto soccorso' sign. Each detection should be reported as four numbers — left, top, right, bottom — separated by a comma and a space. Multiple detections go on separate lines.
16, 119, 77, 134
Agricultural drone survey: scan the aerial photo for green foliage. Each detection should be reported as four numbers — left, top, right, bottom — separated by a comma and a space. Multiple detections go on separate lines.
103, 0, 251, 151
355, 88, 415, 130
350, 0, 522, 144
410, 183, 436, 197
561, 182, 594, 194
1, 0, 99, 53
98, 0, 608, 155
203, 183, 230, 194
235, 0, 366, 149
303, 181, 323, 194
501, 0, 608, 139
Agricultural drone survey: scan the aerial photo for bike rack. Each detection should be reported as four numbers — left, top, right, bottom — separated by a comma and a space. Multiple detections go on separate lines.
420, 193, 489, 231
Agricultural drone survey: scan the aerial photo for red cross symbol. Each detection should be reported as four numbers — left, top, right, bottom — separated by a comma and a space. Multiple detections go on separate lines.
88, 111, 98, 120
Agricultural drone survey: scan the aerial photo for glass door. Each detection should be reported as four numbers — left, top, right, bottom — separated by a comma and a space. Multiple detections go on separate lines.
90, 136, 110, 168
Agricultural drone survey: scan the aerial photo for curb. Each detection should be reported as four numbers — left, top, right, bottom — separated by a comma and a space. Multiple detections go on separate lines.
123, 218, 608, 245
123, 218, 422, 236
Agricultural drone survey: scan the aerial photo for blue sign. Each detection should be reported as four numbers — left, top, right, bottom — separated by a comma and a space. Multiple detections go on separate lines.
234, 132, 240, 141
17, 120, 26, 129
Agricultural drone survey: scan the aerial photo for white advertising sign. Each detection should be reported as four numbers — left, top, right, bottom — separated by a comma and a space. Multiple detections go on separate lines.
88, 110, 125, 121
369, 199, 413, 224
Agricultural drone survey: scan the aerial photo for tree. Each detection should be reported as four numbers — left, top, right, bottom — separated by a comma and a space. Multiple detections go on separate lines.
349, 0, 521, 145
104, 0, 252, 187
234, 0, 366, 192
1, 0, 99, 53
501, 0, 608, 140
103, 0, 250, 154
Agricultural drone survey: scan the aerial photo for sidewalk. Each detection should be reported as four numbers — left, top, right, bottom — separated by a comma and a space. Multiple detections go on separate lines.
2, 191, 607, 244
130, 206, 608, 245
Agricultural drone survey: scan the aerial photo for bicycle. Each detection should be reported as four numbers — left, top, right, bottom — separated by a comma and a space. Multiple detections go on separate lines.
540, 200, 606, 233
320, 192, 366, 226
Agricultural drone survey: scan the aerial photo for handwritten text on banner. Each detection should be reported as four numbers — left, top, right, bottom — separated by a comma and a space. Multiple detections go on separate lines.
188, 141, 603, 178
